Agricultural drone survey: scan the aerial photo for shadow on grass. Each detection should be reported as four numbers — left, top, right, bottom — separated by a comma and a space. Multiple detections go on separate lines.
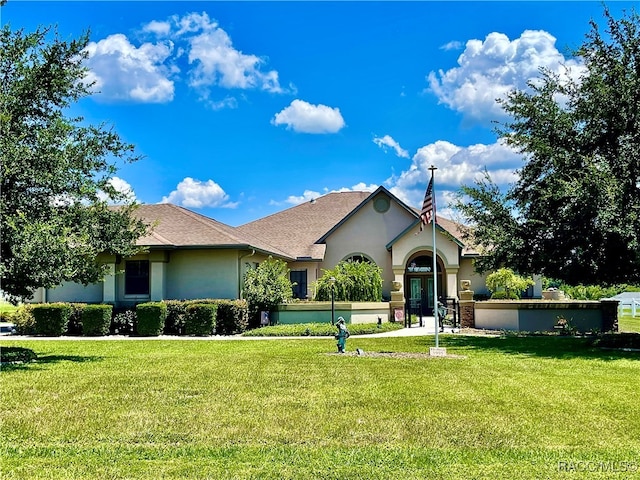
439, 334, 640, 361
1, 347, 103, 372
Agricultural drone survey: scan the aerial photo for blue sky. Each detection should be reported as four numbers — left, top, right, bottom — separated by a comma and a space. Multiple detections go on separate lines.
3, 1, 637, 226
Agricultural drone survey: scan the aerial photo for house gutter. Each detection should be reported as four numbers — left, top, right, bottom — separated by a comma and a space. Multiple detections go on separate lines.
238, 249, 256, 300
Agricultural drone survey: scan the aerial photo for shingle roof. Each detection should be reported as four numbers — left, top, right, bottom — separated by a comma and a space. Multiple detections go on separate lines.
237, 191, 371, 260
132, 204, 293, 259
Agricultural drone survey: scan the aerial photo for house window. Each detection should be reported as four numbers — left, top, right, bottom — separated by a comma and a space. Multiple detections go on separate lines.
290, 270, 308, 299
345, 254, 372, 264
125, 260, 150, 295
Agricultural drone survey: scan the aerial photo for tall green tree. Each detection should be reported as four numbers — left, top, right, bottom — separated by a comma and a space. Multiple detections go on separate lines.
454, 7, 640, 286
314, 260, 383, 302
0, 24, 147, 301
243, 257, 293, 328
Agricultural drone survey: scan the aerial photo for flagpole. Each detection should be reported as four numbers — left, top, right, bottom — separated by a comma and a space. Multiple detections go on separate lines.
429, 165, 438, 348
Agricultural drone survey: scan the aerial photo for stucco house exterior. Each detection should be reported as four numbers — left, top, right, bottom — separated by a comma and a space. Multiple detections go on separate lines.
30, 186, 541, 312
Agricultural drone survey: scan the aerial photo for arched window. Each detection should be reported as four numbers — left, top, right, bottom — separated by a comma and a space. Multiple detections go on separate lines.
344, 254, 373, 264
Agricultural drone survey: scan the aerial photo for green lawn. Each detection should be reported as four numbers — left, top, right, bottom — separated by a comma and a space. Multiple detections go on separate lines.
619, 314, 640, 333
1, 336, 639, 479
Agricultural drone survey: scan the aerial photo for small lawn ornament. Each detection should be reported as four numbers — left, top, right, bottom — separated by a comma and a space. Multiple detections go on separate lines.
335, 317, 350, 353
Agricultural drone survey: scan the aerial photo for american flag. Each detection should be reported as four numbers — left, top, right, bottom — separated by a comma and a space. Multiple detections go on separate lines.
419, 175, 435, 230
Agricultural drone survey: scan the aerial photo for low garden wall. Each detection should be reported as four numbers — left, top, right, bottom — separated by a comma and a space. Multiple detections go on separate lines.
474, 300, 619, 332
273, 302, 389, 325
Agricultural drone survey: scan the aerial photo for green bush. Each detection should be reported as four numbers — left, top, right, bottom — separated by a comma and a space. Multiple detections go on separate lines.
184, 303, 217, 336
214, 299, 249, 335
490, 291, 520, 300
12, 304, 35, 335
136, 302, 167, 336
314, 260, 383, 302
243, 257, 293, 329
0, 310, 15, 322
82, 304, 113, 336
486, 268, 534, 299
67, 303, 86, 335
242, 321, 404, 337
111, 308, 136, 335
164, 300, 188, 335
32, 303, 72, 336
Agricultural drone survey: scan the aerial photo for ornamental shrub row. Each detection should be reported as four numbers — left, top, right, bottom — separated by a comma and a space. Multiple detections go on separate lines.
11, 299, 248, 337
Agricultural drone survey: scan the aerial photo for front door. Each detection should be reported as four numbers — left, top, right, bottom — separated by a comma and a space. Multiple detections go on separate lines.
407, 276, 434, 316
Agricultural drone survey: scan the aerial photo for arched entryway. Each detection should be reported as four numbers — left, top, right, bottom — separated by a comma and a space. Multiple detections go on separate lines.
404, 253, 445, 316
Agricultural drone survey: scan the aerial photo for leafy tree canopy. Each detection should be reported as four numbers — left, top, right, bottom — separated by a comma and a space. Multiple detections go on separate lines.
453, 7, 640, 286
1, 24, 147, 302
314, 259, 383, 302
243, 257, 293, 327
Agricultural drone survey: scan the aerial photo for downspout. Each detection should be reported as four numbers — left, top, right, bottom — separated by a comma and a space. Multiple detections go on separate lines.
238, 249, 256, 299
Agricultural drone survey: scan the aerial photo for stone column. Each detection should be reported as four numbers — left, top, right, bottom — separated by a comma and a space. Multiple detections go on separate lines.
458, 279, 475, 329
389, 280, 405, 324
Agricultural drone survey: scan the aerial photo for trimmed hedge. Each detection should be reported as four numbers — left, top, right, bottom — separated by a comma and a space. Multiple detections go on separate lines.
185, 303, 217, 336
67, 303, 86, 335
214, 299, 249, 335
32, 303, 72, 336
12, 305, 35, 335
82, 304, 113, 336
136, 302, 167, 336
164, 300, 188, 335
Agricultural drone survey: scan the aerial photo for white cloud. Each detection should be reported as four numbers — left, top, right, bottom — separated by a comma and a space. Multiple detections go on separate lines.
272, 100, 345, 134
161, 177, 238, 209
83, 34, 175, 103
171, 12, 284, 95
428, 30, 585, 123
373, 135, 409, 158
440, 41, 463, 51
386, 139, 521, 214
84, 12, 288, 106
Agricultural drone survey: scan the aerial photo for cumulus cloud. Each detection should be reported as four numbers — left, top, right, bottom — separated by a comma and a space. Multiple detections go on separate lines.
386, 139, 521, 217
180, 12, 284, 95
83, 34, 175, 103
83, 12, 288, 105
161, 177, 238, 209
272, 100, 346, 134
373, 135, 409, 158
427, 30, 585, 123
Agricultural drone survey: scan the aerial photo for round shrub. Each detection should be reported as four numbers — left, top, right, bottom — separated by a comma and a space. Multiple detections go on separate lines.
111, 308, 136, 335
82, 304, 113, 336
135, 302, 167, 336
32, 303, 72, 336
12, 304, 35, 335
185, 303, 217, 336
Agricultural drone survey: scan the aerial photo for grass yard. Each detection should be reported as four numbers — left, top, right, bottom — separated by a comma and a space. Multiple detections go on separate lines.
619, 314, 640, 333
1, 335, 639, 479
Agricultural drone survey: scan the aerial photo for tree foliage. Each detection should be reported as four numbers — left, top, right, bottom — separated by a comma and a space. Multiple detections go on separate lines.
314, 260, 383, 302
0, 25, 147, 301
243, 257, 293, 327
453, 8, 640, 286
485, 268, 534, 300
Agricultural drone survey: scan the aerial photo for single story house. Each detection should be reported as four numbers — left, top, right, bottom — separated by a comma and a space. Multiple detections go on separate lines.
30, 186, 542, 313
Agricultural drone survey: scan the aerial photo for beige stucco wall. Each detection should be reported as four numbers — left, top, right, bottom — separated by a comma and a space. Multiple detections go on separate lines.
320, 193, 416, 299
458, 257, 491, 297
44, 281, 104, 304
165, 249, 240, 300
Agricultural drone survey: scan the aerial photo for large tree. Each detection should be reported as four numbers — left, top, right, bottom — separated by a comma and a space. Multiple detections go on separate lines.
1, 24, 148, 302
454, 7, 640, 286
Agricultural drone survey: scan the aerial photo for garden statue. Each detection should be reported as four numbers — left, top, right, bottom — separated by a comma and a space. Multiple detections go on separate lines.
335, 317, 350, 353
